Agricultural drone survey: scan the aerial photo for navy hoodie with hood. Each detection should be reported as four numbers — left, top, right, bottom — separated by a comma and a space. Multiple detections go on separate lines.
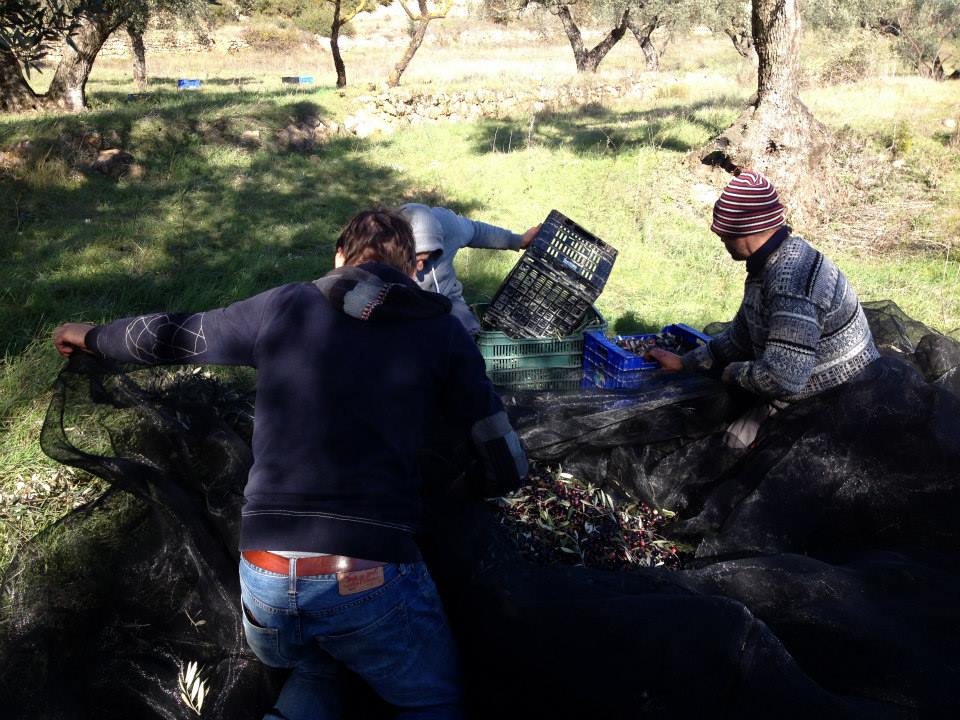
85, 262, 527, 562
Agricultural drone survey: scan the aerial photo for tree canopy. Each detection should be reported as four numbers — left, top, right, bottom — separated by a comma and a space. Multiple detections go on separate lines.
1, 0, 81, 70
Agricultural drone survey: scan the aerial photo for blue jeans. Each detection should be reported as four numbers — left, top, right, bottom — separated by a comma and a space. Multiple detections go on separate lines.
239, 557, 463, 720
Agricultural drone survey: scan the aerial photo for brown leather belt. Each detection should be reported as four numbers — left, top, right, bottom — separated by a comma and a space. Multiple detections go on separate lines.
242, 550, 387, 576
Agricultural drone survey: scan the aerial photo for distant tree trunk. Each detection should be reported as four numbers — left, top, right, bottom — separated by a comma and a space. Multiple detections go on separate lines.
932, 54, 945, 81
627, 16, 661, 70
127, 25, 147, 91
0, 46, 42, 113
699, 0, 832, 222
639, 36, 657, 70
556, 5, 629, 73
329, 2, 347, 88
45, 14, 125, 112
721, 11, 759, 68
387, 2, 431, 87
725, 27, 755, 59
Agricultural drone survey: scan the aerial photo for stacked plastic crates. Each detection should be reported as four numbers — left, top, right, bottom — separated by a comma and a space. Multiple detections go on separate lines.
582, 324, 712, 390
475, 304, 607, 391
476, 210, 617, 391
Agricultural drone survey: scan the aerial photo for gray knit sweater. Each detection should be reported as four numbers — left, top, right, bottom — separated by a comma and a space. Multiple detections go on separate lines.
682, 234, 879, 401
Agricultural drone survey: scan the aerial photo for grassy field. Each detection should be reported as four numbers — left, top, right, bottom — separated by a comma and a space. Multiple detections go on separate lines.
1, 23, 959, 568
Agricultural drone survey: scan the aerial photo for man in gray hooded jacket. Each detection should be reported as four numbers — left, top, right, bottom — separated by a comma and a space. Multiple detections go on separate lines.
401, 203, 540, 335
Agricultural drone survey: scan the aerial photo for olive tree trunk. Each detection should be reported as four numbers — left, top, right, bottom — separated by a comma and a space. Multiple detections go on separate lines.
45, 14, 124, 112
0, 46, 42, 113
387, 7, 431, 87
627, 16, 662, 71
128, 25, 147, 91
329, 0, 347, 88
699, 0, 832, 222
556, 5, 629, 74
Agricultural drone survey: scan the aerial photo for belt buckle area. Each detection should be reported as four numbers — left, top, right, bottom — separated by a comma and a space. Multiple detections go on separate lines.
243, 551, 389, 577
331, 556, 353, 573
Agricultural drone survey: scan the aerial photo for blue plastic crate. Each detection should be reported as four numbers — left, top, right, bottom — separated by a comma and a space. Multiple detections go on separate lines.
582, 324, 712, 390
281, 76, 314, 85
177, 79, 201, 90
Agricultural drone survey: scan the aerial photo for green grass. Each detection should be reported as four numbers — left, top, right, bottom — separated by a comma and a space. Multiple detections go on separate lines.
2, 29, 959, 568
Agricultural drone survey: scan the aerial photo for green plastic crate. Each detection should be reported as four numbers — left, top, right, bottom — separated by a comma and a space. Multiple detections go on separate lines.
474, 304, 607, 391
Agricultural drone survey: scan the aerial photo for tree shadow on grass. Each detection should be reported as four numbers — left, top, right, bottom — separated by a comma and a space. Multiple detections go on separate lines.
459, 261, 514, 309
612, 310, 660, 335
0, 91, 487, 379
468, 95, 744, 157
933, 130, 960, 148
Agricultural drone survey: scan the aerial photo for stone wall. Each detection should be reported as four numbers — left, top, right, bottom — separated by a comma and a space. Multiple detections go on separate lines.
44, 28, 249, 64
343, 80, 649, 137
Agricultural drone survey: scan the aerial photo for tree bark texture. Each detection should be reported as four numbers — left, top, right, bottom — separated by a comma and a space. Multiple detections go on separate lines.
128, 26, 147, 91
330, 29, 347, 87
627, 17, 661, 71
699, 0, 832, 224
556, 5, 629, 74
330, 1, 347, 88
387, 0, 437, 88
0, 46, 42, 113
45, 13, 125, 112
932, 55, 945, 81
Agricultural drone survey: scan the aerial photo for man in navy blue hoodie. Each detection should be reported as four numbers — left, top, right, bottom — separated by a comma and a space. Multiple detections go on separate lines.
52, 209, 528, 720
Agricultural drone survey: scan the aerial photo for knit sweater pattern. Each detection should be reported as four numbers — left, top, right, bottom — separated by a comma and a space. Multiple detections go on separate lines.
683, 235, 879, 401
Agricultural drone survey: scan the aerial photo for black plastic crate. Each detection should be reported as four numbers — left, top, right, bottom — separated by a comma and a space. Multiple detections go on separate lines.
484, 211, 618, 338
531, 210, 617, 291
484, 256, 594, 338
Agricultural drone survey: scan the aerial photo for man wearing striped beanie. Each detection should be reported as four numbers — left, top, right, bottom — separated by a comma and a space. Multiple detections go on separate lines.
649, 170, 879, 447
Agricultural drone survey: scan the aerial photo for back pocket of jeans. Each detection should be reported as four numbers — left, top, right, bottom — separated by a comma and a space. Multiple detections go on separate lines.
240, 601, 286, 668
317, 602, 416, 680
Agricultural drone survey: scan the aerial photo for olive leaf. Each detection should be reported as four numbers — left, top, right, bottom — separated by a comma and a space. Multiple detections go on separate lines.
178, 660, 210, 716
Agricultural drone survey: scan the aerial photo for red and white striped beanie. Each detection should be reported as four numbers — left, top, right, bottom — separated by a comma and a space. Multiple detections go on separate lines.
711, 170, 785, 237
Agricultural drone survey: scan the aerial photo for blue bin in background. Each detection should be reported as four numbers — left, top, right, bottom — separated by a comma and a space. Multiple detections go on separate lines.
177, 79, 201, 90
281, 76, 314, 85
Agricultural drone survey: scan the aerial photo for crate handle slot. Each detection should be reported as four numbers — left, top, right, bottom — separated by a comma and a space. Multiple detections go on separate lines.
561, 216, 598, 243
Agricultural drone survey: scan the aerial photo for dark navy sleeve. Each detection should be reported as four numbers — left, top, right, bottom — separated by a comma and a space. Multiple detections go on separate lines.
85, 285, 289, 368
439, 321, 528, 497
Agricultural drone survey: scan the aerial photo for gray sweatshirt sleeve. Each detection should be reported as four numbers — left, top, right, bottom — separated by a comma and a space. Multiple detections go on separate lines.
85, 286, 283, 368
433, 207, 523, 251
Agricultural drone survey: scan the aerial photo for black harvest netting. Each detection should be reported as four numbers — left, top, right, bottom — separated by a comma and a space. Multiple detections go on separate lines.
2, 301, 960, 719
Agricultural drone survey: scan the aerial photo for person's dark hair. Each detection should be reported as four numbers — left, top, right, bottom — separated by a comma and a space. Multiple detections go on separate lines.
336, 209, 416, 275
